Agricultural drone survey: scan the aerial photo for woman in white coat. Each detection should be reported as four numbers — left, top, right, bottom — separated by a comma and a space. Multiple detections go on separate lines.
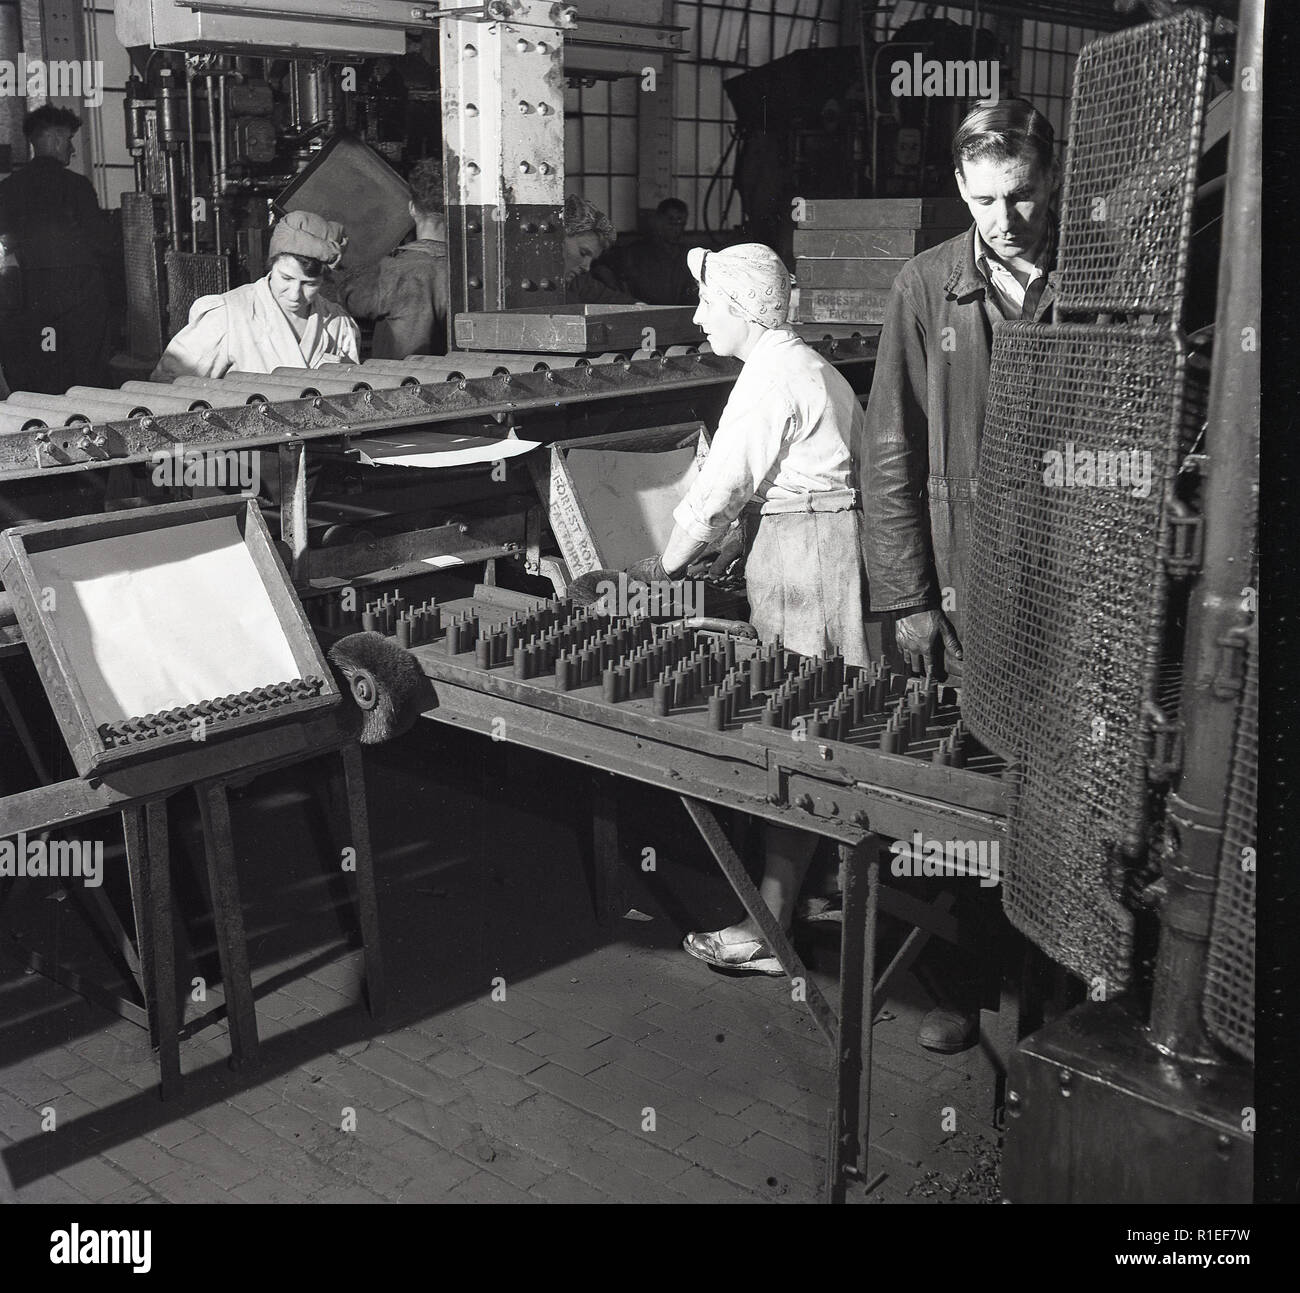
151, 210, 359, 380
627, 243, 873, 974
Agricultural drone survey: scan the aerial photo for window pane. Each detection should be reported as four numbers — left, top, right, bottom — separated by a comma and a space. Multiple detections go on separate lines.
611, 116, 637, 173
611, 77, 637, 114
611, 176, 637, 232
675, 60, 697, 115
582, 115, 610, 172
675, 120, 697, 176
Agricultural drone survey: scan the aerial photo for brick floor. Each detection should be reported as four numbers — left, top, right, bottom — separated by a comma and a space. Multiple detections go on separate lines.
0, 732, 1005, 1205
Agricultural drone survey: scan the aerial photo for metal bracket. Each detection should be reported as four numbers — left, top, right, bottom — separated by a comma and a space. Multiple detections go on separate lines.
1165, 500, 1203, 575
1211, 623, 1250, 700
1143, 701, 1183, 781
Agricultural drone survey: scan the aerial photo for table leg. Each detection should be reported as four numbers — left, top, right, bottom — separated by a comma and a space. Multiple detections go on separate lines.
122, 801, 181, 1099
679, 796, 838, 1046
339, 743, 387, 1021
196, 781, 260, 1069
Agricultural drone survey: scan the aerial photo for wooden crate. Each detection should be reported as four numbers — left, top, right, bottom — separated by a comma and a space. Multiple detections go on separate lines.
1, 496, 339, 777
794, 288, 895, 325
454, 304, 699, 354
795, 259, 909, 291
796, 197, 969, 230
794, 227, 967, 258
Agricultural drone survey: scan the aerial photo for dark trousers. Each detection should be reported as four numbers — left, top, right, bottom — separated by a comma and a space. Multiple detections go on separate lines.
0, 269, 109, 395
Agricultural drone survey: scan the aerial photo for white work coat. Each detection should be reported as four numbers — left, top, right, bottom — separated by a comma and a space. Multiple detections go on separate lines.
151, 275, 360, 381
673, 326, 872, 665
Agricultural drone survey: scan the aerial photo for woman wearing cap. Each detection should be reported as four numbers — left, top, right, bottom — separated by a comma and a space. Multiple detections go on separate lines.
562, 194, 637, 305
631, 243, 872, 974
151, 210, 360, 380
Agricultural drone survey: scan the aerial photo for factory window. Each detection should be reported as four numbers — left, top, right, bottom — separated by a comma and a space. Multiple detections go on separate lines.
563, 1, 840, 237
1018, 19, 1102, 146
671, 0, 840, 232
877, 4, 1102, 155
565, 77, 640, 237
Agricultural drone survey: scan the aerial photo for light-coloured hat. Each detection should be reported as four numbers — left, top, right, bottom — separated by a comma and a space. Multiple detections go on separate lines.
688, 243, 790, 329
269, 210, 347, 269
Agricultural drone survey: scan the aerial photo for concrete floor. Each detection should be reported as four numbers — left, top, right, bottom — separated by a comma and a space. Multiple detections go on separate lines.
0, 725, 1004, 1204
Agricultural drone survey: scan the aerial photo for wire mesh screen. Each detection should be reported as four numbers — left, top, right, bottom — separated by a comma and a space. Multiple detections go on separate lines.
165, 251, 230, 341
122, 194, 166, 363
1055, 10, 1209, 316
1204, 621, 1256, 1062
962, 323, 1187, 989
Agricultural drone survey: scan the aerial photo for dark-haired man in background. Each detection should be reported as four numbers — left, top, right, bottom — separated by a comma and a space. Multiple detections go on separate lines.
0, 105, 113, 393
603, 197, 698, 306
862, 98, 1060, 1053
334, 157, 450, 358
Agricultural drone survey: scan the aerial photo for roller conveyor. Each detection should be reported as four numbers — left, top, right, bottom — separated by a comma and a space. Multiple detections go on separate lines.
0, 334, 876, 476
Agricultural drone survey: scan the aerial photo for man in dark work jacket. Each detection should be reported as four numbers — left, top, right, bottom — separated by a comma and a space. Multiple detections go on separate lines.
861, 99, 1059, 1053
333, 158, 450, 358
0, 106, 113, 393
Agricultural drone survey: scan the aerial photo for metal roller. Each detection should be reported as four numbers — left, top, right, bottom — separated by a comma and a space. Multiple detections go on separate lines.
0, 405, 51, 434
66, 386, 204, 417
227, 370, 366, 398
168, 374, 316, 401
120, 381, 213, 411
270, 366, 396, 391
8, 391, 141, 425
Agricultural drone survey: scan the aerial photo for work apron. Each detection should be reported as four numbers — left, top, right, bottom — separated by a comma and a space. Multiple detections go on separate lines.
742, 487, 873, 668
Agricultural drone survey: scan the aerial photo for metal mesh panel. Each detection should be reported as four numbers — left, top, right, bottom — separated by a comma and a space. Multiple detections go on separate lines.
1056, 10, 1210, 316
963, 323, 1187, 989
1204, 622, 1256, 1062
122, 194, 166, 363
165, 251, 231, 340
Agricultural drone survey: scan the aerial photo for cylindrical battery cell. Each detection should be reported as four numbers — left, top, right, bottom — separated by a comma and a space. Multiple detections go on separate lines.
653, 680, 670, 716
708, 693, 725, 730
362, 611, 377, 633
513, 644, 528, 678
602, 666, 619, 704
398, 619, 412, 650
909, 704, 928, 742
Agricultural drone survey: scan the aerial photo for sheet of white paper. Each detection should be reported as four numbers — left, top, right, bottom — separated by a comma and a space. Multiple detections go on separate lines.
356, 433, 540, 469
28, 515, 302, 725
561, 446, 700, 570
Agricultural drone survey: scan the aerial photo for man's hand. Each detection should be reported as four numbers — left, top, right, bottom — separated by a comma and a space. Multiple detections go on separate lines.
895, 609, 963, 676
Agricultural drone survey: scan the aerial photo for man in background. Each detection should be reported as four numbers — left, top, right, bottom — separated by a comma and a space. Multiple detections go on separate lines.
0, 106, 113, 393
334, 157, 449, 358
604, 198, 698, 306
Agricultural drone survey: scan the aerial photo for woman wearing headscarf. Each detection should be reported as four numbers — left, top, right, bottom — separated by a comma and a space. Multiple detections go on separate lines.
627, 242, 872, 974
152, 210, 360, 380
562, 194, 637, 305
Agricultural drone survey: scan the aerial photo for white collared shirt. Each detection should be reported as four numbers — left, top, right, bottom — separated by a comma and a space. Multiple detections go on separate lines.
974, 229, 1048, 320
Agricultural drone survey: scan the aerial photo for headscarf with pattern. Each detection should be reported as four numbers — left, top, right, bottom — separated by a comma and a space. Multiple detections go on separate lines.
687, 243, 790, 329
563, 194, 616, 252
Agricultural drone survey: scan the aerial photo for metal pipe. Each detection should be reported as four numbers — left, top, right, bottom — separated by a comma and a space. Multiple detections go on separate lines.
185, 67, 199, 252
207, 73, 224, 252
165, 154, 184, 252
1148, 0, 1261, 1060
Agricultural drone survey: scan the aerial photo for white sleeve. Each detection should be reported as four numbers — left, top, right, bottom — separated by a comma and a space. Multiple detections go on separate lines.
672, 375, 793, 544
149, 296, 232, 381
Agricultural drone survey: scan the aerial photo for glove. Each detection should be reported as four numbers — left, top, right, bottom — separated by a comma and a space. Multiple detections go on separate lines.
686, 523, 746, 583
625, 555, 669, 586
895, 609, 963, 677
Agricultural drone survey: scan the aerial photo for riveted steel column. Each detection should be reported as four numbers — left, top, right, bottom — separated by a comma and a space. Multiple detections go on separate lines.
440, 2, 571, 319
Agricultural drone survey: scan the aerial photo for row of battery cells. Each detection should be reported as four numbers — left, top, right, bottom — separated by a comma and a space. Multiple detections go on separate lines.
0, 345, 706, 435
